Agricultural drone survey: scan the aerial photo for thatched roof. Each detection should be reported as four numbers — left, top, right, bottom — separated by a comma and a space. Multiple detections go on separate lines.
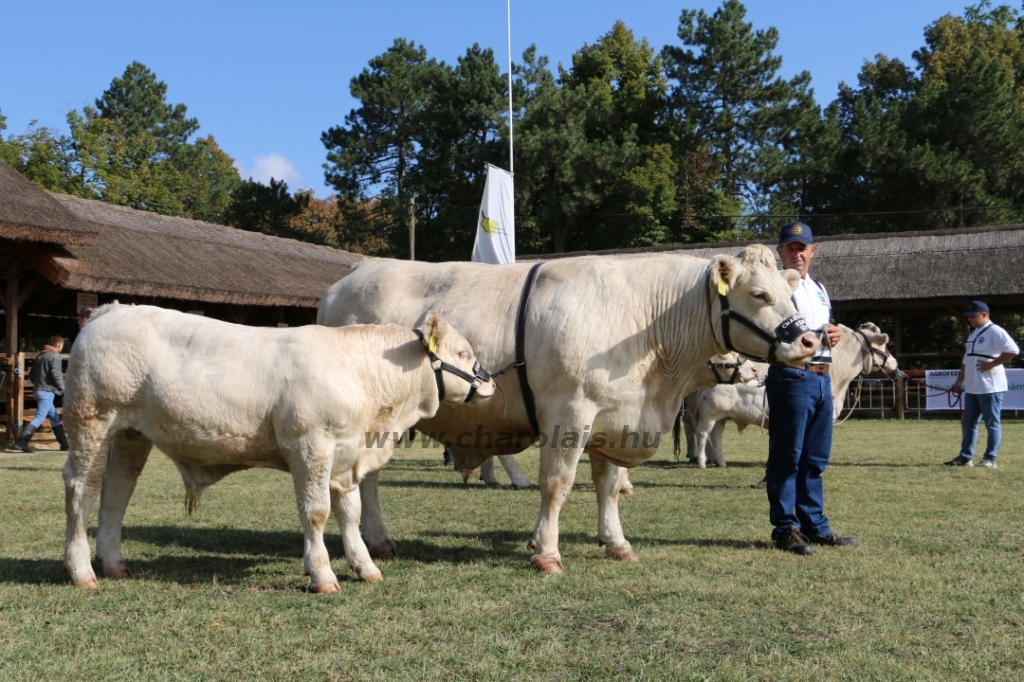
22, 193, 364, 308
523, 224, 1024, 306
0, 161, 97, 245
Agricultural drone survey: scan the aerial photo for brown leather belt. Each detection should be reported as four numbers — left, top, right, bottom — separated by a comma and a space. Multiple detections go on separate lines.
806, 363, 830, 376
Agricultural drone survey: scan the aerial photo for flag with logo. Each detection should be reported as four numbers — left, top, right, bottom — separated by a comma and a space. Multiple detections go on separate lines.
471, 164, 515, 264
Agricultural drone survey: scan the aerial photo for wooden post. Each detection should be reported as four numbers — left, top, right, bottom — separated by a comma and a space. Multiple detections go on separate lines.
14, 352, 24, 434
408, 196, 415, 261
894, 314, 904, 420
5, 272, 18, 440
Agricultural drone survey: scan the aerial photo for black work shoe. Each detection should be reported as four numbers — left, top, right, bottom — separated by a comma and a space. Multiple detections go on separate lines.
808, 532, 859, 548
774, 527, 813, 555
944, 456, 974, 467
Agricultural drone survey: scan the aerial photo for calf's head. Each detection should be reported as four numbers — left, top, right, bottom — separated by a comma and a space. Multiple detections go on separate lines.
415, 311, 496, 403
709, 244, 819, 367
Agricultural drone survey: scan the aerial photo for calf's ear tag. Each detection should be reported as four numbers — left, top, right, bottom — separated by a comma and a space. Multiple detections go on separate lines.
717, 278, 729, 296
428, 336, 438, 354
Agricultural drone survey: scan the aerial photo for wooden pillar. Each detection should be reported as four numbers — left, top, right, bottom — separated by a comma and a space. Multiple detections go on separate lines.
276, 306, 285, 327
5, 272, 18, 439
894, 314, 904, 420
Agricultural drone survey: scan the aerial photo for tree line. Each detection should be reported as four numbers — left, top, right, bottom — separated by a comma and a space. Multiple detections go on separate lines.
3, 1, 1024, 262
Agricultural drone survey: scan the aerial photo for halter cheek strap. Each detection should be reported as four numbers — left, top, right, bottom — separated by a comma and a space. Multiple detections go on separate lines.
707, 267, 810, 364
412, 329, 492, 403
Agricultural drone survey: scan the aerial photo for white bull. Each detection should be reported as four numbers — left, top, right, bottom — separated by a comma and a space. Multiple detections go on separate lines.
688, 322, 897, 468
319, 245, 819, 573
62, 304, 493, 592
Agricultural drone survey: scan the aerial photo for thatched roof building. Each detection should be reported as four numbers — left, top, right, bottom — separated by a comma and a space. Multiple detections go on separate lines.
0, 162, 97, 246
524, 224, 1024, 315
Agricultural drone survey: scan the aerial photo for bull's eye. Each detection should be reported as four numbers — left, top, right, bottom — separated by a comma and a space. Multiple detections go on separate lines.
751, 291, 767, 302
458, 351, 470, 360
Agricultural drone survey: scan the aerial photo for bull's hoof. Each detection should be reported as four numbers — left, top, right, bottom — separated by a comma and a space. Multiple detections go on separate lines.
311, 581, 341, 594
368, 541, 398, 560
103, 567, 132, 579
360, 571, 384, 583
697, 462, 707, 469
531, 555, 565, 573
619, 485, 635, 496
605, 546, 640, 562
73, 578, 99, 589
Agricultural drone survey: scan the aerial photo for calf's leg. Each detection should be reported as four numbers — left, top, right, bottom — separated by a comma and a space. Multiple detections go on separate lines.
330, 481, 382, 582
498, 455, 532, 489
288, 436, 341, 594
710, 420, 727, 468
96, 430, 152, 578
590, 456, 638, 562
63, 417, 118, 588
479, 457, 500, 486
358, 470, 397, 559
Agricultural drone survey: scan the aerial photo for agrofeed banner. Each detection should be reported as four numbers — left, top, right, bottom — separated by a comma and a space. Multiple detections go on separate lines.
471, 164, 515, 264
925, 369, 1024, 410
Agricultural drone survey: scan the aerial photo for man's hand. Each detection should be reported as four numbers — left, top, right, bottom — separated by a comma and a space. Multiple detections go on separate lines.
825, 324, 842, 347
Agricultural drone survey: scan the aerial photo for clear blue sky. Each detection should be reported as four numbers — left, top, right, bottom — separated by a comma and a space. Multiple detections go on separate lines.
1, 1, 969, 197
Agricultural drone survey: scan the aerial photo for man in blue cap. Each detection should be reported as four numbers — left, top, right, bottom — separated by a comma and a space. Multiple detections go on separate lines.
944, 301, 1019, 467
766, 221, 858, 555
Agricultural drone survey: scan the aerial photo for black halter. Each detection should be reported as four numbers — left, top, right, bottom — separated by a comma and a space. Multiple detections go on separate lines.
412, 329, 492, 403
706, 267, 810, 365
707, 357, 748, 384
854, 326, 893, 371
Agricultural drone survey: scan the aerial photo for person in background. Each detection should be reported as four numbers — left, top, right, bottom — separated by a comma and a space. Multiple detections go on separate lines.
15, 335, 69, 452
77, 307, 95, 330
944, 301, 1020, 468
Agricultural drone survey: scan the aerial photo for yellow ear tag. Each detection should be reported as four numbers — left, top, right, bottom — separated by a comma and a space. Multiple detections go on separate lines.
717, 278, 729, 296
428, 336, 438, 354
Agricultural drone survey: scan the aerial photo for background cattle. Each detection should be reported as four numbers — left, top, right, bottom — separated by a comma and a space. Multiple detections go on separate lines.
319, 245, 819, 572
686, 322, 897, 468
62, 305, 493, 592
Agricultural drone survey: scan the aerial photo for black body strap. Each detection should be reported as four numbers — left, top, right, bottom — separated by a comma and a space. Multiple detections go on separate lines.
516, 263, 543, 434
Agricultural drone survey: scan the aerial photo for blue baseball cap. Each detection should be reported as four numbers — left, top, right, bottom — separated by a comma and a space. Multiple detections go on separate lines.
964, 301, 990, 315
778, 221, 814, 246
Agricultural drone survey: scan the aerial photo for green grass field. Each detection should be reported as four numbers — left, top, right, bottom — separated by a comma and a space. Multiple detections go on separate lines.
2, 420, 1023, 681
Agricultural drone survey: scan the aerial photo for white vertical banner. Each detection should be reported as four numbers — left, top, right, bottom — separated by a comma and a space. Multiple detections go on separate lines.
471, 164, 515, 264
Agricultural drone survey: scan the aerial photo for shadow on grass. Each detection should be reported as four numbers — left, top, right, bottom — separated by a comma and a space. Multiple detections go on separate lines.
827, 461, 934, 468
639, 459, 766, 469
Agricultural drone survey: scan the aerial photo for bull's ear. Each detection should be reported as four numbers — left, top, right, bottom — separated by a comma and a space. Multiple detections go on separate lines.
781, 269, 800, 291
420, 311, 448, 353
711, 255, 741, 296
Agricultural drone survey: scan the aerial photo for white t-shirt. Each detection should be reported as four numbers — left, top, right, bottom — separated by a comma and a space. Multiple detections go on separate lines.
962, 323, 1020, 394
792, 276, 832, 362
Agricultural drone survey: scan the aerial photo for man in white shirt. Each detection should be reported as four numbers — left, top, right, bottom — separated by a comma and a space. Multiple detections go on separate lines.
944, 301, 1020, 468
766, 221, 858, 555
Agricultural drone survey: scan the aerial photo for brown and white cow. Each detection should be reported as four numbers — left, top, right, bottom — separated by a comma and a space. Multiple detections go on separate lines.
62, 304, 493, 592
318, 244, 819, 572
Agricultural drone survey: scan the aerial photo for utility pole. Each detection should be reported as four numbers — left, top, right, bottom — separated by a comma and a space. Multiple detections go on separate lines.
409, 196, 415, 261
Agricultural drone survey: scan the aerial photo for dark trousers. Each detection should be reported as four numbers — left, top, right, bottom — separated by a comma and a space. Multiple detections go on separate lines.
765, 366, 834, 540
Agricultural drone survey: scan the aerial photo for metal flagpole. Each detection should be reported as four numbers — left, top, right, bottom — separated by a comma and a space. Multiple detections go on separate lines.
507, 0, 513, 174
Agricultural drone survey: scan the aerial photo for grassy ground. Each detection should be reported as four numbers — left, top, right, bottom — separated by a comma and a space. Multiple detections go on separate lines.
1, 420, 1023, 681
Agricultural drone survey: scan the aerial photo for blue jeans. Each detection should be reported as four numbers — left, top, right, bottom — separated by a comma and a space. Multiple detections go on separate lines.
765, 366, 834, 540
959, 391, 1004, 461
30, 390, 61, 429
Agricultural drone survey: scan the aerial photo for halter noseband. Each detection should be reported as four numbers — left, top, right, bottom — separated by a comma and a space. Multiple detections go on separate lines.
707, 357, 748, 384
412, 328, 492, 403
706, 267, 810, 364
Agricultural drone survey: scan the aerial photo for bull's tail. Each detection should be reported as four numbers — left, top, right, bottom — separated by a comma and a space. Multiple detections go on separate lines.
673, 408, 682, 461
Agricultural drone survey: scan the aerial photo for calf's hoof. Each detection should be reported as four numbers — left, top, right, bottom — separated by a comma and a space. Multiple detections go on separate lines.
368, 541, 398, 560
103, 567, 133, 579
360, 571, 384, 583
73, 578, 99, 589
311, 581, 341, 595
530, 555, 565, 574
515, 483, 534, 490
619, 485, 635, 496
484, 480, 501, 488
605, 546, 640, 562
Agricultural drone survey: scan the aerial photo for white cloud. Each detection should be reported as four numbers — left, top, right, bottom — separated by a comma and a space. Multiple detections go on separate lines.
237, 153, 303, 187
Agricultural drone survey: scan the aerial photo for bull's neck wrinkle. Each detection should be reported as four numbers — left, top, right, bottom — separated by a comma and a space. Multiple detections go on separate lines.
653, 263, 719, 385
